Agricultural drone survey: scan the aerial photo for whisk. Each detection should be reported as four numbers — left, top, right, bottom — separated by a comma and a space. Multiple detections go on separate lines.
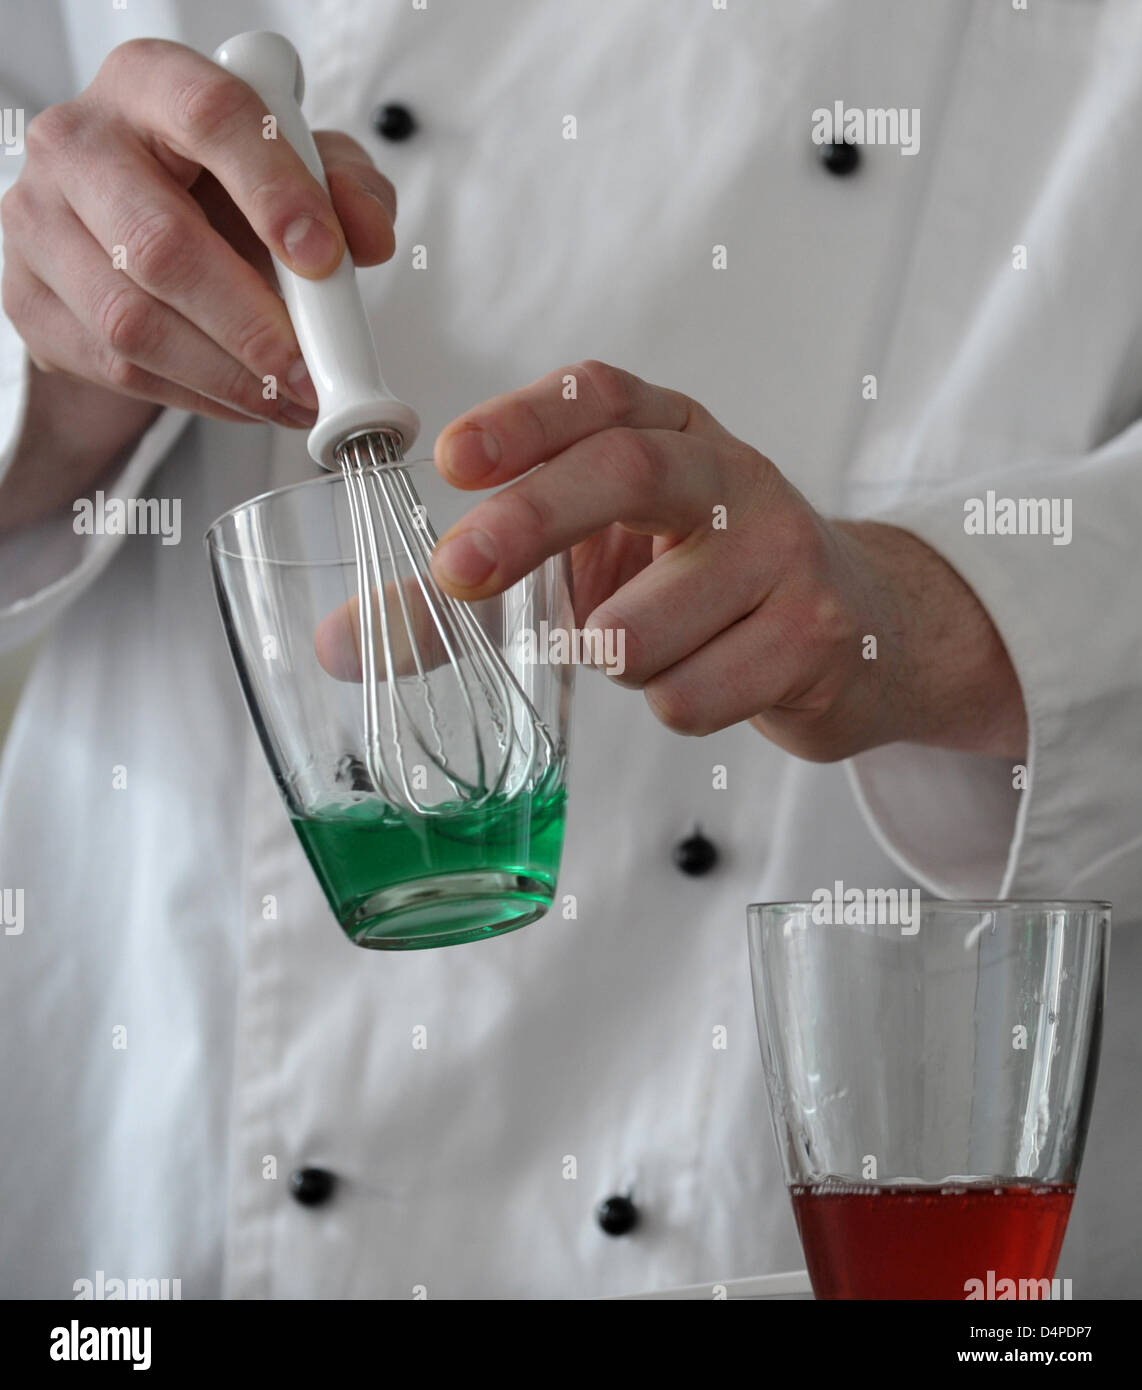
215, 31, 555, 816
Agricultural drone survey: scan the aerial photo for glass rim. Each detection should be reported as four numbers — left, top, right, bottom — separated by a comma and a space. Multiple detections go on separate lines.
202, 456, 438, 558
748, 898, 1111, 915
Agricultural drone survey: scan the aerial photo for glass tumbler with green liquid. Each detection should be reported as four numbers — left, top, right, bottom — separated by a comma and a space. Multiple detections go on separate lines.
207, 464, 574, 950
292, 759, 568, 948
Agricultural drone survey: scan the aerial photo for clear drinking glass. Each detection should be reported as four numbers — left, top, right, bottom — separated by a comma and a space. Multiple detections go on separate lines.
747, 900, 1110, 1300
206, 461, 574, 950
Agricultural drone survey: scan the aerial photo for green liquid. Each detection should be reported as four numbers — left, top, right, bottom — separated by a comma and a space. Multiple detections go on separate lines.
291, 763, 567, 950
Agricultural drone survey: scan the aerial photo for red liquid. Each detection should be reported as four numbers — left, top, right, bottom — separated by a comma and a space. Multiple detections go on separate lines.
791, 1183, 1075, 1300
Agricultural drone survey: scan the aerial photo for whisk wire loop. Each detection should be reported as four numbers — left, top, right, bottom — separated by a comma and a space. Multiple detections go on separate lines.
335, 431, 552, 817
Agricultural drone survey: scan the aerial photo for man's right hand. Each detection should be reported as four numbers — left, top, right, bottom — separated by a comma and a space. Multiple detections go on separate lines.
0, 38, 398, 523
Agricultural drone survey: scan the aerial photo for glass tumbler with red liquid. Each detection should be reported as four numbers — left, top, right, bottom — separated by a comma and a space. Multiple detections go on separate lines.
747, 901, 1110, 1300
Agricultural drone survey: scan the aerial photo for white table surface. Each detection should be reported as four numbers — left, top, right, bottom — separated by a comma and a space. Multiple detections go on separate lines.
613, 1270, 813, 1300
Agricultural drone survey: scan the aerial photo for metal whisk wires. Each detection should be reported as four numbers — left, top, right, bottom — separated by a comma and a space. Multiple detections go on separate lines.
337, 431, 553, 815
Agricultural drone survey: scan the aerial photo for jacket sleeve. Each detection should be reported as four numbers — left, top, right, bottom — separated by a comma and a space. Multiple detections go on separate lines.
0, 14, 193, 653
846, 423, 1142, 909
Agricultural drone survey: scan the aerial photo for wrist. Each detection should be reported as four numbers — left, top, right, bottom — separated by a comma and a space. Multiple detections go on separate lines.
838, 520, 1028, 760
0, 358, 159, 531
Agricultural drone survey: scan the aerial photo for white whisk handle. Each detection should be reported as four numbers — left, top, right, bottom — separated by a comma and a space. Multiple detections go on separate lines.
213, 31, 419, 467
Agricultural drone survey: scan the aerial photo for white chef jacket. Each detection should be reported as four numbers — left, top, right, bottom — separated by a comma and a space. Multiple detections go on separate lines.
1, 0, 1141, 1300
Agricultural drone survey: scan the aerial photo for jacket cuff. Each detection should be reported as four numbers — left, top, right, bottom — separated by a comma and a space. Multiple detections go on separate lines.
0, 402, 194, 651
844, 438, 1142, 901
0, 338, 32, 490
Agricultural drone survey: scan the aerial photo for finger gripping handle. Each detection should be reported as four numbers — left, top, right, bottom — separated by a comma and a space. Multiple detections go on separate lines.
213, 31, 419, 466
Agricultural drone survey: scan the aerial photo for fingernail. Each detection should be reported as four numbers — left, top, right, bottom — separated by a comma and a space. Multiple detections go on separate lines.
433, 529, 497, 588
286, 356, 319, 408
444, 427, 500, 483
282, 216, 341, 273
280, 401, 318, 427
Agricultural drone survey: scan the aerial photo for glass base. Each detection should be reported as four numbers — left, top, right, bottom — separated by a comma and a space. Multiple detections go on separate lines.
340, 870, 554, 949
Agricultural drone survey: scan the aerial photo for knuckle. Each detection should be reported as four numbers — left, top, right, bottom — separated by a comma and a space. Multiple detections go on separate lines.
169, 72, 252, 143
345, 167, 397, 223
0, 265, 32, 328
678, 393, 714, 432
578, 359, 640, 423
498, 482, 553, 541
0, 272, 15, 325
504, 395, 552, 458
587, 610, 642, 685
245, 171, 300, 225
0, 180, 31, 237
315, 128, 372, 164
805, 587, 854, 649
644, 677, 707, 737
123, 207, 191, 291
316, 131, 394, 211
596, 425, 656, 493
230, 311, 285, 371
24, 102, 81, 158
94, 282, 157, 357
103, 352, 147, 394
217, 360, 265, 415
101, 37, 166, 76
